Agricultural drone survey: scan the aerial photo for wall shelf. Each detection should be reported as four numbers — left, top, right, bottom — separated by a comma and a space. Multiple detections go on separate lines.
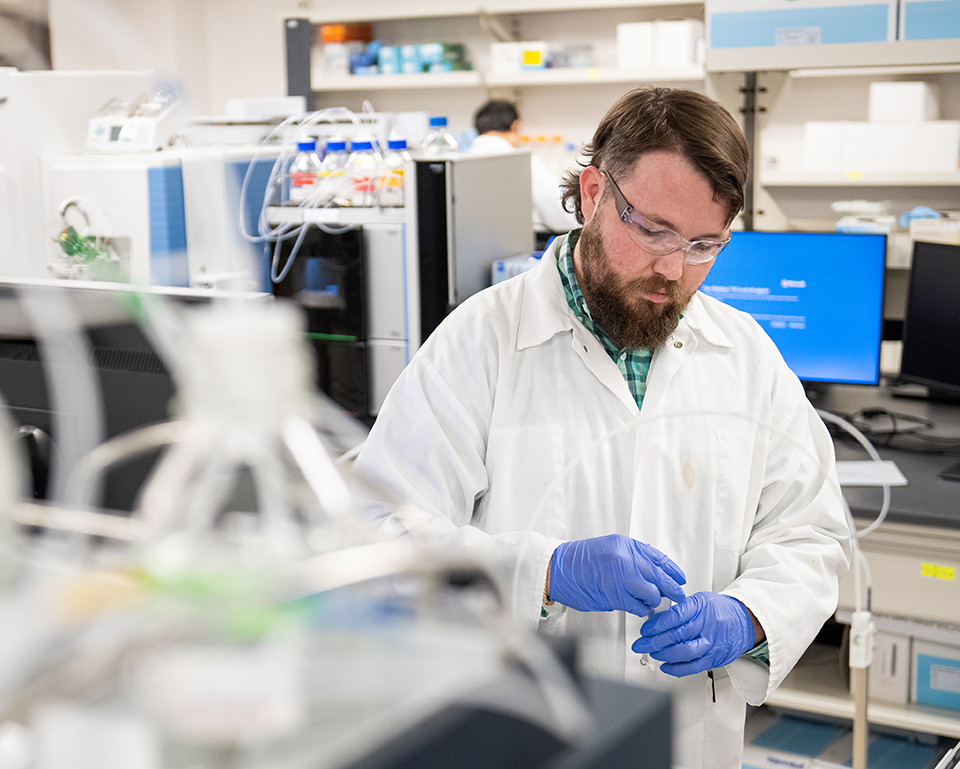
790, 63, 960, 78
768, 644, 960, 739
312, 66, 705, 93
312, 71, 484, 91
484, 65, 704, 87
303, 0, 701, 24
762, 171, 960, 187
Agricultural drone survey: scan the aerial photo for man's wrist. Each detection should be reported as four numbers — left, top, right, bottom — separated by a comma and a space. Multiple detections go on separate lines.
543, 556, 555, 606
745, 606, 765, 645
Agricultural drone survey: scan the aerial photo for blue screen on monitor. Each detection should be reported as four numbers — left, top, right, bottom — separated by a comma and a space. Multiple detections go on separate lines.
699, 231, 886, 385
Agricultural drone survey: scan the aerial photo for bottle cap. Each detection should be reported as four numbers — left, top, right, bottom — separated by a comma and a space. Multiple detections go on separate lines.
325, 139, 347, 151
387, 138, 408, 150
297, 140, 317, 151
351, 140, 374, 151
429, 116, 448, 127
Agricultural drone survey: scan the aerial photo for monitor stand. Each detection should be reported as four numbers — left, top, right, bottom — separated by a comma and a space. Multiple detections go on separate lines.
888, 381, 960, 404
939, 460, 960, 482
802, 381, 832, 403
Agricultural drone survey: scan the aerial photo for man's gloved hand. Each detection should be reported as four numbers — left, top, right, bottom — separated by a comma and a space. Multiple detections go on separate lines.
631, 592, 756, 677
548, 534, 686, 615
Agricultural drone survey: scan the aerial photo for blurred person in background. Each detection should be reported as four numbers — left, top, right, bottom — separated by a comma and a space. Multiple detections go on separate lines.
468, 99, 578, 242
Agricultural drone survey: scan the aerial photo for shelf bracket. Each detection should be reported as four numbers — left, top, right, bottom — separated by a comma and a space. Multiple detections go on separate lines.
739, 72, 766, 231
285, 18, 314, 108
478, 10, 514, 43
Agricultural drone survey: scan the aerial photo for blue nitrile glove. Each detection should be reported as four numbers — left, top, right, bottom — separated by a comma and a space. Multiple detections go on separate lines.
549, 534, 687, 615
631, 591, 756, 677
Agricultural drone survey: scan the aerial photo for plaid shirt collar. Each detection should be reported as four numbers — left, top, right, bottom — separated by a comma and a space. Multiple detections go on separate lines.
555, 229, 654, 407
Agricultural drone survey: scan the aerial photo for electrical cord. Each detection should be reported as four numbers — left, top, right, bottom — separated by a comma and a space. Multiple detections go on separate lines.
824, 406, 960, 454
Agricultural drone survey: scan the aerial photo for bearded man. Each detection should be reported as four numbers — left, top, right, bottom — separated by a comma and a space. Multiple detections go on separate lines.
353, 86, 850, 769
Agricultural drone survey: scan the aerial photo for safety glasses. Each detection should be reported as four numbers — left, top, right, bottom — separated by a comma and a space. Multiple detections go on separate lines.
601, 169, 730, 265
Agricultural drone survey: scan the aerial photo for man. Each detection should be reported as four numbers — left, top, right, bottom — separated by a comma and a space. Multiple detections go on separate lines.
467, 99, 578, 235
354, 87, 850, 768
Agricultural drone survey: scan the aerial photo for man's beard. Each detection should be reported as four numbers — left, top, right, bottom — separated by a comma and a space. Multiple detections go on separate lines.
577, 218, 695, 350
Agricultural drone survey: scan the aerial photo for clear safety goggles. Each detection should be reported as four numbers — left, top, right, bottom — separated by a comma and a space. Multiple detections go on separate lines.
601, 169, 730, 265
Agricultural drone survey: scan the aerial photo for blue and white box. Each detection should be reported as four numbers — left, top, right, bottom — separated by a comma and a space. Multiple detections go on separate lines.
900, 0, 960, 40
399, 44, 420, 74
707, 0, 897, 49
378, 45, 401, 75
492, 254, 541, 284
912, 639, 960, 712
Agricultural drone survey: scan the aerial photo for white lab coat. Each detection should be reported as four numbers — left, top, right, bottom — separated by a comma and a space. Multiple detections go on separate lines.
466, 133, 579, 233
354, 235, 851, 769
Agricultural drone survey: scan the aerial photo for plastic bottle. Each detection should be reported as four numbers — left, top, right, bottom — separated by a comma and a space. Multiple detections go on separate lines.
379, 138, 412, 207
318, 138, 349, 206
345, 137, 381, 207
419, 116, 459, 157
288, 139, 322, 204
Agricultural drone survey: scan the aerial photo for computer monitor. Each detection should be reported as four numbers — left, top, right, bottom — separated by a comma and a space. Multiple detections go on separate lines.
898, 240, 960, 399
700, 231, 887, 386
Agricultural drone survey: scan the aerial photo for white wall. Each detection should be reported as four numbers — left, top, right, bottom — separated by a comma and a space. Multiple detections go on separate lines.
203, 0, 303, 113
47, 0, 303, 114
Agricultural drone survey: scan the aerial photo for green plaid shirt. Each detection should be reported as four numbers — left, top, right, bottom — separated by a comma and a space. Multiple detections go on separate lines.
550, 231, 771, 667
556, 230, 652, 409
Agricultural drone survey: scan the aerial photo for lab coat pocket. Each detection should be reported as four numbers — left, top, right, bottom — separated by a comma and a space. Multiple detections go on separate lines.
482, 425, 565, 538
703, 670, 748, 768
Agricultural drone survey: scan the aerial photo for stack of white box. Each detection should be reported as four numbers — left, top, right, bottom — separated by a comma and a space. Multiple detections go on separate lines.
804, 82, 960, 173
615, 20, 704, 70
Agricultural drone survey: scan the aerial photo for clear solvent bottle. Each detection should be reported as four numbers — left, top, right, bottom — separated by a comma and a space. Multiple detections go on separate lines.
345, 137, 381, 207
318, 138, 348, 206
419, 116, 458, 157
379, 138, 412, 207
287, 139, 322, 204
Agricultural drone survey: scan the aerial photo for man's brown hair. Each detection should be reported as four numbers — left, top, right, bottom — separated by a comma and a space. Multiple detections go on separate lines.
560, 86, 749, 226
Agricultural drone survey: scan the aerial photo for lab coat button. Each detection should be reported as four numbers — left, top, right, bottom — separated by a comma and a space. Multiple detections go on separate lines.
674, 341, 683, 349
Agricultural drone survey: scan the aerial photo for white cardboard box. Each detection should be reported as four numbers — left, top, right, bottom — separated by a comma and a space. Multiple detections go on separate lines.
804, 121, 844, 172
489, 42, 521, 73
616, 22, 655, 69
653, 19, 704, 68
804, 120, 959, 173
869, 81, 940, 122
917, 121, 960, 171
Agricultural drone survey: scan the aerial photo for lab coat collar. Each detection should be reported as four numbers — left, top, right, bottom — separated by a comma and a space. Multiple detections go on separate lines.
680, 292, 735, 350
516, 233, 735, 354
516, 235, 580, 351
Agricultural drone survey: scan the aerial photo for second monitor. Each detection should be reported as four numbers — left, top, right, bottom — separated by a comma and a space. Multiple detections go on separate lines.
700, 231, 887, 387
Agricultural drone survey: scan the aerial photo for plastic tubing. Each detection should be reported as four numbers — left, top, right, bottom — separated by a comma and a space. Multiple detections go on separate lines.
814, 409, 890, 540
238, 106, 377, 285
62, 421, 185, 513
